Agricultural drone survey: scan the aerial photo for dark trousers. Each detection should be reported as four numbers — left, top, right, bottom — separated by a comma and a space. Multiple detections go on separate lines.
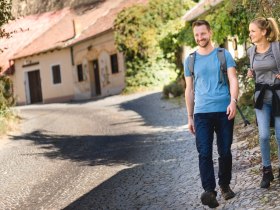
194, 112, 234, 192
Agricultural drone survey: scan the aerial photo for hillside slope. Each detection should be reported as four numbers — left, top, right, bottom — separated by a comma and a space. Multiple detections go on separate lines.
12, 0, 105, 17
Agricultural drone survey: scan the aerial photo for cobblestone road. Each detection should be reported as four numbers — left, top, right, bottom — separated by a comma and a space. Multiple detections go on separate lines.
0, 91, 280, 209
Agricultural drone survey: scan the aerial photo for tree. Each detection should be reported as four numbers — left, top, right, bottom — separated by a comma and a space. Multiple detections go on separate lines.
0, 0, 15, 116
0, 0, 13, 38
234, 0, 280, 20
159, 0, 280, 98
178, 0, 280, 51
114, 0, 194, 92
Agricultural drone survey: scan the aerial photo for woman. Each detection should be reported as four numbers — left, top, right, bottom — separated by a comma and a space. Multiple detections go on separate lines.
247, 17, 280, 188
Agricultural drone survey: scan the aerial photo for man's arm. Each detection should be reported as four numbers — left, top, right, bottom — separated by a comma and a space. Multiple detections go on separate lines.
227, 67, 239, 120
185, 76, 195, 134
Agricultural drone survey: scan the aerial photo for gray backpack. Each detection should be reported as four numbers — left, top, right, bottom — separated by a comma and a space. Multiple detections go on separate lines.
187, 48, 250, 126
187, 48, 228, 86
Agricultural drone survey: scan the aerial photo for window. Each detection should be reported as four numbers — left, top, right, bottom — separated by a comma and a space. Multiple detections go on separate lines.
77, 64, 84, 82
110, 54, 119, 74
52, 65, 61, 84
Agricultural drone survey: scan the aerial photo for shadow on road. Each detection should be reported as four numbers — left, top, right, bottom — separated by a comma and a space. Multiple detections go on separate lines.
119, 92, 187, 127
9, 129, 193, 209
63, 160, 191, 210
8, 92, 193, 208
9, 130, 185, 166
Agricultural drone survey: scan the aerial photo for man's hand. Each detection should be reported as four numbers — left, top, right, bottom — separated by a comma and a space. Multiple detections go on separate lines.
227, 101, 237, 120
187, 117, 195, 135
276, 74, 280, 80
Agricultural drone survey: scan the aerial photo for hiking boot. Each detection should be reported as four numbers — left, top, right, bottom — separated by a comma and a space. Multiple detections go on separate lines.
200, 191, 219, 208
260, 166, 274, 188
220, 185, 235, 200
277, 168, 280, 179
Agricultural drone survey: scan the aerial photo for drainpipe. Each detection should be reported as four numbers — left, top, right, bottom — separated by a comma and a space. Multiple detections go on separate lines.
71, 47, 74, 66
70, 19, 76, 66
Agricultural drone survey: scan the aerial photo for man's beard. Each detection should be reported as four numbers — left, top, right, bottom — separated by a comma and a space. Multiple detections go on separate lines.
197, 39, 210, 48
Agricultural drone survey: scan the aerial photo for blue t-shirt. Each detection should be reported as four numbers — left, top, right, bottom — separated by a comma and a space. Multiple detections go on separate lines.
184, 48, 236, 114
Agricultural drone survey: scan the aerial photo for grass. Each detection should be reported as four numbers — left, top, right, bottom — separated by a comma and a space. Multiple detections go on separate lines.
0, 108, 20, 137
121, 86, 163, 95
163, 95, 185, 107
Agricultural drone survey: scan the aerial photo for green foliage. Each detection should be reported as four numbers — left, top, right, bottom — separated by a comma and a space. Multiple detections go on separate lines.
159, 20, 186, 76
178, 1, 249, 47
125, 57, 178, 92
178, 0, 280, 48
114, 0, 193, 92
177, 21, 196, 47
0, 0, 14, 117
0, 76, 15, 113
234, 0, 280, 20
0, 0, 14, 109
0, 0, 12, 38
0, 75, 16, 135
235, 56, 254, 106
114, 5, 150, 59
174, 0, 280, 99
162, 80, 184, 99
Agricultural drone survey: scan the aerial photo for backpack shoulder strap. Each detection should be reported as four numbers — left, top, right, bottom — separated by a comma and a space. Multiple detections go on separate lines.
188, 51, 196, 77
271, 41, 280, 73
217, 48, 228, 85
217, 48, 226, 71
248, 45, 256, 69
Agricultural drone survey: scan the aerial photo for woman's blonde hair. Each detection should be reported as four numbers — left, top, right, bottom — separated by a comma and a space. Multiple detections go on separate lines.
251, 17, 280, 42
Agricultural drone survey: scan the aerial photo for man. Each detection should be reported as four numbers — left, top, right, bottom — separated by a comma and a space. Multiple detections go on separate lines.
184, 20, 239, 208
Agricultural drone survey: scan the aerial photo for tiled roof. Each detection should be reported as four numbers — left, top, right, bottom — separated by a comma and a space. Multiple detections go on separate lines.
182, 0, 223, 21
72, 0, 125, 36
68, 0, 148, 46
0, 0, 149, 74
0, 8, 72, 73
12, 12, 75, 59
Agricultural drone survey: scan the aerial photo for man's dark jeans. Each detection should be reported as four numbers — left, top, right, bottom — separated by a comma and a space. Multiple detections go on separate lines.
194, 112, 234, 192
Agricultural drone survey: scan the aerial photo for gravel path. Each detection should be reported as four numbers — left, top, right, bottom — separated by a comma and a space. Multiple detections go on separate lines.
0, 91, 279, 209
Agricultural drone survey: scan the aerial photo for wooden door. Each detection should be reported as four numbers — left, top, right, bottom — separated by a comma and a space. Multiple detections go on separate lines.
28, 70, 42, 103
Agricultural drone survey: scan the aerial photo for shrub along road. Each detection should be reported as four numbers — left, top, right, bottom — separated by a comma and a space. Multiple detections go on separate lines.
0, 91, 279, 209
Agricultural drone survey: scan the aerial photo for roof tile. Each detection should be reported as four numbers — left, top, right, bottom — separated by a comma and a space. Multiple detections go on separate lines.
0, 0, 149, 74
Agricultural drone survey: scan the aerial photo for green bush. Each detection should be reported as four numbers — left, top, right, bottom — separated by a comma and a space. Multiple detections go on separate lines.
114, 0, 193, 92
124, 57, 178, 93
0, 76, 16, 135
0, 76, 14, 111
163, 80, 184, 98
235, 56, 255, 107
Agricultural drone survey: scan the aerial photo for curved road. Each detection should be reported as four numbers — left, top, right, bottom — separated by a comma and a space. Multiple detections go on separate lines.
0, 91, 199, 209
1, 91, 280, 209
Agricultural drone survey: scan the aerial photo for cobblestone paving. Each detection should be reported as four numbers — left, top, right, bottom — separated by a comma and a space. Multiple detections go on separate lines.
0, 91, 280, 209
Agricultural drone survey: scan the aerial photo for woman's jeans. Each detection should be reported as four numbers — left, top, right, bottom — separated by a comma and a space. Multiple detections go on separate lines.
194, 112, 234, 192
255, 103, 280, 167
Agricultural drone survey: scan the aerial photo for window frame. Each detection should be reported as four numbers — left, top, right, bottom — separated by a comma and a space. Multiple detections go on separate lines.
51, 64, 62, 85
77, 64, 84, 82
110, 53, 119, 74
